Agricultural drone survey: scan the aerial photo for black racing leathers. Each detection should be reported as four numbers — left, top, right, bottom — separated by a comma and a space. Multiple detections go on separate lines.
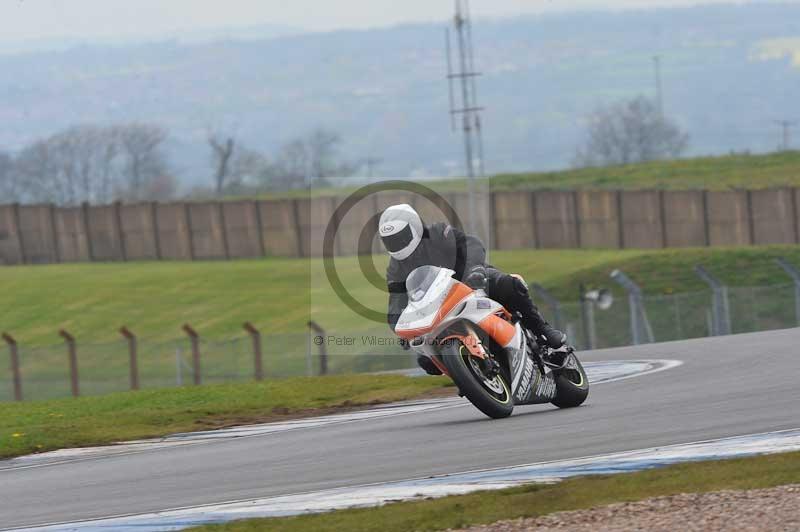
386, 223, 549, 335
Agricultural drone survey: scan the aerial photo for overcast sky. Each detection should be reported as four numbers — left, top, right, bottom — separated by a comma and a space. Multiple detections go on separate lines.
0, 0, 758, 44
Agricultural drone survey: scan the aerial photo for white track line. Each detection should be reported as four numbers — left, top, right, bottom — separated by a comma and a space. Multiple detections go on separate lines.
14, 427, 800, 532
1, 360, 681, 473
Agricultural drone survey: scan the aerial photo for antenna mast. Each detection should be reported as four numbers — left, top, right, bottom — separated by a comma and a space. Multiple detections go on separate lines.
446, 0, 485, 231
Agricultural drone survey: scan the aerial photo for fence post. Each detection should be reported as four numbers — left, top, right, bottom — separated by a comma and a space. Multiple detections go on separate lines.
114, 201, 127, 262
610, 270, 654, 345
120, 327, 139, 391
776, 258, 800, 326
49, 203, 62, 264
530, 283, 563, 331
307, 321, 328, 376
151, 202, 163, 260
2, 333, 22, 402
81, 202, 94, 262
579, 284, 597, 351
59, 330, 79, 397
182, 324, 202, 385
695, 265, 732, 336
243, 322, 264, 381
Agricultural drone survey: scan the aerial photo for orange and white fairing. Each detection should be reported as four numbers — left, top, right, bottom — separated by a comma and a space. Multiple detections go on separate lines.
394, 266, 520, 352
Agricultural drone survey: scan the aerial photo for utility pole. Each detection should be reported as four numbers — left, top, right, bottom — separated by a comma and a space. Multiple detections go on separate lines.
446, 0, 485, 233
775, 120, 797, 151
653, 55, 664, 118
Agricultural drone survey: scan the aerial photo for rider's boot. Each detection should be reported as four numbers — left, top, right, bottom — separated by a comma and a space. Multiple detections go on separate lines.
525, 311, 567, 349
489, 273, 567, 350
511, 278, 567, 349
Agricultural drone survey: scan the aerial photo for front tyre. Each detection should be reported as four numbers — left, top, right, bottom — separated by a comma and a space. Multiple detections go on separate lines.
551, 352, 589, 409
441, 342, 514, 419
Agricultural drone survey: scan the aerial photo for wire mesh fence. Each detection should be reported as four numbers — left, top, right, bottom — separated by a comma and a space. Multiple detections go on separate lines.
555, 283, 799, 352
2, 283, 799, 403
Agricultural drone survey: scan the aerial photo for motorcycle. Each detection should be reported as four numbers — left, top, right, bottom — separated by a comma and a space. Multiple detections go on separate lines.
395, 265, 589, 419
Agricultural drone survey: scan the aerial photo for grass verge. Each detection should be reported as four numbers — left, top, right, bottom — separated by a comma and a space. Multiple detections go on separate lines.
193, 450, 800, 532
0, 374, 447, 460
5, 246, 800, 346
4, 245, 800, 399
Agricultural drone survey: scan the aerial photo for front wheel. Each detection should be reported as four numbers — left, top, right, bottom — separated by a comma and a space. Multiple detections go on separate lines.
441, 342, 514, 419
551, 352, 589, 409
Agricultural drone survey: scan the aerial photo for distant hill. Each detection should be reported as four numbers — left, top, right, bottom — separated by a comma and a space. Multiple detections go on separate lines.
2, 3, 800, 186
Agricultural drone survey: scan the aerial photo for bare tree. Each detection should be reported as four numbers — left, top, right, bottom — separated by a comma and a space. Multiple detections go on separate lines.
307, 129, 341, 179
258, 128, 354, 191
229, 147, 268, 192
14, 139, 57, 203
13, 123, 172, 205
15, 129, 84, 205
208, 133, 235, 196
0, 150, 21, 202
207, 132, 270, 196
117, 123, 170, 201
574, 96, 689, 168
273, 139, 309, 187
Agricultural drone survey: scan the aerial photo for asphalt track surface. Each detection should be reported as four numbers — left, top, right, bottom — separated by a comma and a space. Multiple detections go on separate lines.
3, 328, 800, 529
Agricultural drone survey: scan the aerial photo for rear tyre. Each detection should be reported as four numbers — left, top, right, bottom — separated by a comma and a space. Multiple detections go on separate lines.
551, 353, 589, 409
441, 342, 514, 419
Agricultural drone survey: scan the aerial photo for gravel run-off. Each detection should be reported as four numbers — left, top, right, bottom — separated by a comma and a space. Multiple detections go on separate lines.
455, 484, 800, 532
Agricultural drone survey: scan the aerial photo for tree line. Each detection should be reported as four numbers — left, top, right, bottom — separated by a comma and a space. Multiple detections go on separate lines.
0, 124, 357, 206
0, 95, 689, 206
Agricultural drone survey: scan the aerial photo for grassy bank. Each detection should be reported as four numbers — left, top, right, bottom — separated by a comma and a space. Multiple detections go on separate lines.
490, 151, 800, 191
0, 374, 446, 460
3, 246, 800, 346
250, 151, 800, 199
194, 450, 800, 532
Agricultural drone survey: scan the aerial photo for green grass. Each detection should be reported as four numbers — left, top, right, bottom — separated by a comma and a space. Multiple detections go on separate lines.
193, 451, 800, 532
490, 151, 800, 191
244, 151, 800, 200
4, 246, 800, 400
0, 259, 311, 346
0, 374, 446, 460
3, 246, 800, 346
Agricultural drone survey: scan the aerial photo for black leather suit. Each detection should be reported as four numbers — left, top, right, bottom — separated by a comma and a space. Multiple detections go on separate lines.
386, 223, 548, 334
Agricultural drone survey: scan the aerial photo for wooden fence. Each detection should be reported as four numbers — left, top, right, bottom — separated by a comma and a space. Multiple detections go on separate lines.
1, 188, 799, 264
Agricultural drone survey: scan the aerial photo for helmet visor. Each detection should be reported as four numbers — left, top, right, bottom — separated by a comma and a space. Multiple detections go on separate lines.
381, 224, 415, 253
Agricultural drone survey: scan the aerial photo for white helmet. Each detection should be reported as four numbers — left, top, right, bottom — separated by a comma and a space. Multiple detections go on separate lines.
379, 204, 423, 260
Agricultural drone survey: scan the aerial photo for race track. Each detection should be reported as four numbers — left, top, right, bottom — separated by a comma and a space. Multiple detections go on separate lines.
3, 328, 800, 530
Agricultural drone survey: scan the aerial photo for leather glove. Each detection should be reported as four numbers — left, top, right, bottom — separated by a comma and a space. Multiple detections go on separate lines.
464, 265, 488, 289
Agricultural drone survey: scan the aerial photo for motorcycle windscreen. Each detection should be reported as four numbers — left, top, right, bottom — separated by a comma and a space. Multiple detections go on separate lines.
406, 265, 444, 303
396, 266, 457, 336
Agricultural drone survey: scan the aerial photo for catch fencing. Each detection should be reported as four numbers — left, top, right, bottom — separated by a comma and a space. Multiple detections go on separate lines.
545, 283, 798, 353
2, 276, 800, 403
0, 324, 418, 402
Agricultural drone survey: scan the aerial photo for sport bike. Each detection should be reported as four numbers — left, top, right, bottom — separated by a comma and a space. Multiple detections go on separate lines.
395, 265, 589, 419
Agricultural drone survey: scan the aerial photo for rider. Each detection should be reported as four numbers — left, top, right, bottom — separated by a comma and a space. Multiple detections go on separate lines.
379, 204, 566, 376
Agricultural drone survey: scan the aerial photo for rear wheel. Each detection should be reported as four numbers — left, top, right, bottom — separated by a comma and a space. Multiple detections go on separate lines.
551, 352, 589, 409
441, 342, 514, 419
